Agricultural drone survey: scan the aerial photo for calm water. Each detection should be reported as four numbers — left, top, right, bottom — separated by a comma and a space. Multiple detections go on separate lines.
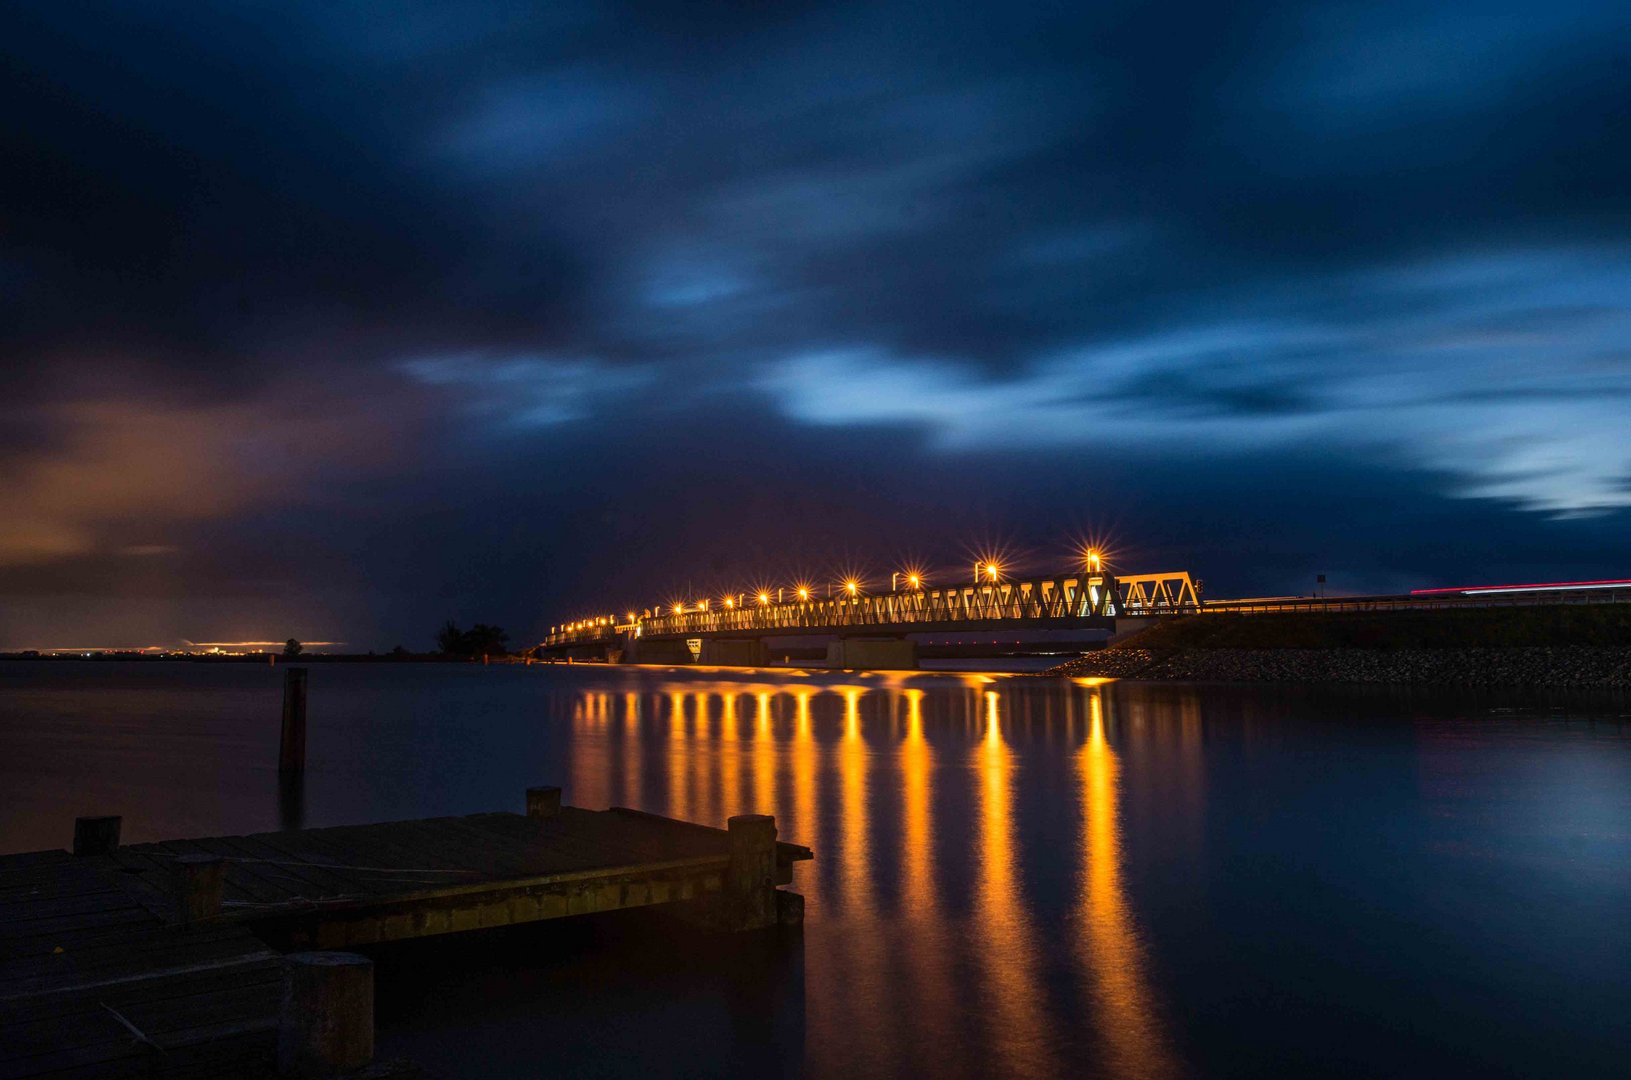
3, 661, 1629, 1078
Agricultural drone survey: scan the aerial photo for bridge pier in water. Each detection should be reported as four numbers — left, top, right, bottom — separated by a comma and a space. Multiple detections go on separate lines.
700, 637, 771, 666
826, 637, 917, 670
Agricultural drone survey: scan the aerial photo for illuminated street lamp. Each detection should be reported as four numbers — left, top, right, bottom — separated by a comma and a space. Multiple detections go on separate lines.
758, 592, 770, 605
976, 561, 1001, 583
797, 587, 810, 601
1085, 549, 1103, 573
724, 597, 734, 609
844, 579, 859, 597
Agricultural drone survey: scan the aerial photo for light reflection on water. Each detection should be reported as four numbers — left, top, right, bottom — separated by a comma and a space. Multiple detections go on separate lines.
2, 662, 1630, 1078
508, 675, 1179, 1077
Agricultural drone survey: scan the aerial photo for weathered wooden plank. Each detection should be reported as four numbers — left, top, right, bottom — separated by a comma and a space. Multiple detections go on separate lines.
309, 820, 490, 879
378, 815, 536, 871
0, 922, 253, 963
223, 831, 369, 901
290, 822, 480, 884
210, 834, 367, 910
182, 837, 306, 906
0, 870, 116, 900
390, 817, 551, 879
215, 829, 402, 899
464, 811, 675, 865
0, 891, 145, 926
144, 840, 272, 909
1, 933, 274, 1000
0, 957, 280, 1028
3, 974, 280, 1054
0, 850, 75, 873
0, 907, 156, 942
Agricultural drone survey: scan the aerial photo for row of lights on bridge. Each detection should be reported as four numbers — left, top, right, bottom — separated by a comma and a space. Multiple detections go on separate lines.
553, 550, 1105, 634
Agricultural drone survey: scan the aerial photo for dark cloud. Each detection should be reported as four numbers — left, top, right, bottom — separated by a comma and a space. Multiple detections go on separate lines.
2, 0, 1629, 647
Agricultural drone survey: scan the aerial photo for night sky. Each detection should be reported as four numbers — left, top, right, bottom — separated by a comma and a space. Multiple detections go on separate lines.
4, 2, 1630, 650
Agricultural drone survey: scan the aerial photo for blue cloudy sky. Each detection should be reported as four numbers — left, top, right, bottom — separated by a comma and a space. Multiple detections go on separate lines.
2, 1, 1629, 647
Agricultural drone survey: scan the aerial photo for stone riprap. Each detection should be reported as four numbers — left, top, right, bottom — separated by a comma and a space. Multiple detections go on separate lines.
1046, 646, 1631, 686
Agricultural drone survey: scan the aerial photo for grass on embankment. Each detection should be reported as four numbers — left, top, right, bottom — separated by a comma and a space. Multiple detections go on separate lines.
1120, 604, 1631, 650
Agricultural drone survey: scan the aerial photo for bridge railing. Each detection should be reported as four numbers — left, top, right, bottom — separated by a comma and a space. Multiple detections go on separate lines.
538, 571, 1202, 649
634, 574, 1123, 639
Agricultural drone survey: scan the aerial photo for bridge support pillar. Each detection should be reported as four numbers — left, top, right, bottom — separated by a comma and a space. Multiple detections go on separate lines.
827, 638, 917, 671
625, 638, 695, 665
698, 638, 769, 667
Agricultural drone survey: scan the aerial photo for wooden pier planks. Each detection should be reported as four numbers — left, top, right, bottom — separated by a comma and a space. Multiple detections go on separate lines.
99, 809, 810, 934
0, 806, 811, 1078
0, 850, 280, 1080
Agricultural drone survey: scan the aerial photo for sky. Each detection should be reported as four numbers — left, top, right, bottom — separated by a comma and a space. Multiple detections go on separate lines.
3, 1, 1630, 650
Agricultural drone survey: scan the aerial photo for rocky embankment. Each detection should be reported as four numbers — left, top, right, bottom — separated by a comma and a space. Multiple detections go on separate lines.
1047, 645, 1631, 686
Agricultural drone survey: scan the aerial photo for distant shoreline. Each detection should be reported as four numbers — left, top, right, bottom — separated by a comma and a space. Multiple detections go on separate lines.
0, 653, 485, 663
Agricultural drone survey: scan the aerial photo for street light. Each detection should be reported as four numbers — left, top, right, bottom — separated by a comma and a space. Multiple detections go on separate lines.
844, 579, 859, 597
758, 592, 770, 605
797, 587, 810, 601
1085, 549, 1102, 573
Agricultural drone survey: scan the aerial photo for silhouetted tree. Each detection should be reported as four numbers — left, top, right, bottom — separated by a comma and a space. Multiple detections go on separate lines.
464, 624, 510, 656
283, 639, 303, 658
435, 621, 509, 657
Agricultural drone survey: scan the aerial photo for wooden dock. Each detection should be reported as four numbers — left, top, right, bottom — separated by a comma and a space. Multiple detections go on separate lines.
0, 794, 811, 1079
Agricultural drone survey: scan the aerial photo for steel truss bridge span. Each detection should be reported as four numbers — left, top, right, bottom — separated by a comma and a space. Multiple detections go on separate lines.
540, 571, 1200, 650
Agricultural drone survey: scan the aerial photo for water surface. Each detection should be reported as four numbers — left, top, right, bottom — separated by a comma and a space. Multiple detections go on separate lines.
2, 661, 1628, 1077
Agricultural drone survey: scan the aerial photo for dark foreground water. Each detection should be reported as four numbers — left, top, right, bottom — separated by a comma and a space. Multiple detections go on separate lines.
3, 662, 1629, 1078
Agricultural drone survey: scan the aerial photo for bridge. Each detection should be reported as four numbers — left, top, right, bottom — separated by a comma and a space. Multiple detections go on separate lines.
537, 564, 1201, 668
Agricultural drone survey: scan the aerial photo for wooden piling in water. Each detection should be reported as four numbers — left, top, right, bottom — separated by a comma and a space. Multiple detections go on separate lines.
175, 853, 225, 924
724, 814, 778, 931
277, 952, 374, 1077
526, 784, 562, 820
280, 666, 308, 774
72, 814, 121, 856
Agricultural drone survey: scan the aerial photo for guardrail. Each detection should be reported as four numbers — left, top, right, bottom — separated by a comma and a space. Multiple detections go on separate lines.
1201, 588, 1631, 615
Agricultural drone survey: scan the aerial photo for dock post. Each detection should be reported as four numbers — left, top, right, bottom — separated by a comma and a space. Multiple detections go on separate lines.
277, 952, 374, 1076
174, 854, 225, 923
526, 785, 562, 820
279, 666, 308, 774
72, 815, 121, 856
724, 814, 778, 931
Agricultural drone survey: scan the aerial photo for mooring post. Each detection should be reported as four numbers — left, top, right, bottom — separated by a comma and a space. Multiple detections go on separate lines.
526, 785, 562, 820
72, 815, 121, 856
724, 814, 778, 931
279, 666, 308, 774
174, 853, 225, 924
277, 952, 374, 1077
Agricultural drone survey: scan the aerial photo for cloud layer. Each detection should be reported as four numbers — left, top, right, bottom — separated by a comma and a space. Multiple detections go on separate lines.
3, 0, 1629, 645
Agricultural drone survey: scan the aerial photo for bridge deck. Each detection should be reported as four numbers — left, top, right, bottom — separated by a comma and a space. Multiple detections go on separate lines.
543, 571, 1206, 650
1, 808, 811, 1079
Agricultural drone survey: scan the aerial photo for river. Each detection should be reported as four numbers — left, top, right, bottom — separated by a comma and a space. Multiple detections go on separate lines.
2, 661, 1627, 1077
